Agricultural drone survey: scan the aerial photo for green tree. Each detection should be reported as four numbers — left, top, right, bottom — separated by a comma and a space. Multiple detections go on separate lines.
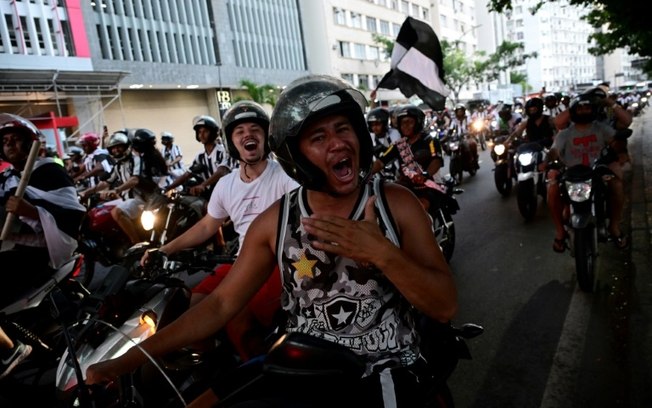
372, 33, 394, 58
238, 80, 278, 106
442, 40, 536, 104
488, 0, 652, 73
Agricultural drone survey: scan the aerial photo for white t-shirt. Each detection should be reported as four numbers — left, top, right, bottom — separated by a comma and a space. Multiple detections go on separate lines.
207, 159, 299, 254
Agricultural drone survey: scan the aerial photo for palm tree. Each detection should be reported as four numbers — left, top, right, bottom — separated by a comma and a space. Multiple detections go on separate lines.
238, 80, 278, 106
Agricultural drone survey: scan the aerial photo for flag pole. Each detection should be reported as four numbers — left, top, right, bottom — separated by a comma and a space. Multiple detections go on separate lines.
0, 140, 42, 240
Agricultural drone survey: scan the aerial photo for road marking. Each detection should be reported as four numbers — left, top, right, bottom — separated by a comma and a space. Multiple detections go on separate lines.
540, 287, 592, 408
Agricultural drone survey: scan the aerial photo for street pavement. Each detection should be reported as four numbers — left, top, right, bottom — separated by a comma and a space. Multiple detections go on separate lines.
627, 107, 652, 406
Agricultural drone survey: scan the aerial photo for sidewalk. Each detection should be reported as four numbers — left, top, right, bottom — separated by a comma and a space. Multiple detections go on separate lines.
626, 107, 652, 407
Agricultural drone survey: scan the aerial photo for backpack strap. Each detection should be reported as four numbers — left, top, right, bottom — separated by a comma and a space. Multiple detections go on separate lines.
371, 177, 400, 247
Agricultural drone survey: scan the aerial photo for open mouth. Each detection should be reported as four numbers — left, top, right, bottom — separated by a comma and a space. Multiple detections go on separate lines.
332, 157, 353, 181
243, 140, 258, 152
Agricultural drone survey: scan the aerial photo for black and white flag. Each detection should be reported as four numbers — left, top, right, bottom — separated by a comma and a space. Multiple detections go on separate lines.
375, 17, 450, 110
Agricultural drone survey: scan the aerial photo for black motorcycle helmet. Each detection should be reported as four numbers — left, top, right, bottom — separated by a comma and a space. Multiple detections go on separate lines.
498, 104, 513, 121
131, 128, 157, 152
525, 97, 544, 119
395, 104, 426, 135
222, 100, 270, 162
268, 75, 371, 191
569, 93, 597, 124
366, 107, 390, 133
0, 113, 41, 162
543, 94, 558, 109
193, 115, 220, 142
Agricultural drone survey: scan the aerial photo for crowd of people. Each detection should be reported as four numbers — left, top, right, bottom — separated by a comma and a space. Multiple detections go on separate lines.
0, 75, 638, 406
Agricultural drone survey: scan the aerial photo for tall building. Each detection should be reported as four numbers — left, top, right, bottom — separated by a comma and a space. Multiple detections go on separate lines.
0, 0, 308, 156
498, 0, 598, 93
299, 0, 432, 103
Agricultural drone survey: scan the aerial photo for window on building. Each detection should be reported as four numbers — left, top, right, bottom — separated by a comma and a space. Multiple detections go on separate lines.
441, 14, 447, 28
401, 1, 409, 14
368, 46, 379, 60
342, 73, 354, 84
351, 12, 362, 29
422, 8, 429, 20
391, 0, 399, 10
333, 8, 345, 25
354, 43, 366, 59
516, 32, 524, 40
515, 19, 523, 27
358, 74, 370, 90
411, 4, 419, 16
380, 20, 390, 34
392, 22, 401, 36
339, 41, 351, 58
366, 16, 377, 32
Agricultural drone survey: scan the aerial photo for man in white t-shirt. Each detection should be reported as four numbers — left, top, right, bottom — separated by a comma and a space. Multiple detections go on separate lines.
140, 100, 298, 361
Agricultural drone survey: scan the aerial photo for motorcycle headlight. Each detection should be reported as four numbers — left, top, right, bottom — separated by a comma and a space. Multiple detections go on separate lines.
517, 152, 535, 166
140, 210, 156, 231
493, 144, 506, 156
565, 180, 592, 202
140, 309, 158, 332
631, 102, 639, 108
472, 120, 483, 131
449, 141, 459, 150
641, 97, 648, 103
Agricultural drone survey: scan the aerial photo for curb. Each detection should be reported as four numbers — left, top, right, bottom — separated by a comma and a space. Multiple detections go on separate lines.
627, 108, 652, 407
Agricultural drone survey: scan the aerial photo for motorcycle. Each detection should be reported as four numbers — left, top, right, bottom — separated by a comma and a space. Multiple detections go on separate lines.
443, 129, 477, 185
470, 118, 488, 151
490, 133, 518, 197
55, 249, 238, 407
77, 189, 204, 287
555, 132, 630, 292
514, 141, 548, 221
0, 255, 90, 405
426, 175, 463, 263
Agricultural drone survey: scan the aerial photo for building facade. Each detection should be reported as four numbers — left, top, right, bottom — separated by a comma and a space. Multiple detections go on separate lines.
1, 0, 308, 157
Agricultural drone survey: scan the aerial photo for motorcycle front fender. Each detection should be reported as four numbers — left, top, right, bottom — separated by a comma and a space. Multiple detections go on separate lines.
570, 213, 593, 229
517, 171, 536, 183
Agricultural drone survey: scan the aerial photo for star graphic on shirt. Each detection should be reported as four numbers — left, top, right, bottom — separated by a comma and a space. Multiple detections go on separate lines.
332, 306, 353, 325
292, 252, 317, 280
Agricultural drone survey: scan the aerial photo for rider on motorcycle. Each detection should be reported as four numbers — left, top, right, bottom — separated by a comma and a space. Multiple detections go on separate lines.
546, 93, 627, 252
164, 115, 237, 199
141, 101, 298, 362
160, 131, 185, 185
86, 75, 457, 407
371, 104, 445, 212
543, 93, 565, 118
510, 97, 556, 149
0, 114, 85, 379
494, 103, 522, 136
445, 104, 480, 169
73, 132, 113, 189
80, 129, 168, 245
367, 107, 400, 179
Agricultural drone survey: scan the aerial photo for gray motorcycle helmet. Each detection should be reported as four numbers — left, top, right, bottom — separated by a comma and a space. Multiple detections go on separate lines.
269, 75, 372, 191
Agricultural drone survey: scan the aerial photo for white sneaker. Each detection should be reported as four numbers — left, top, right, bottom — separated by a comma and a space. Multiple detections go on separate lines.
0, 341, 32, 379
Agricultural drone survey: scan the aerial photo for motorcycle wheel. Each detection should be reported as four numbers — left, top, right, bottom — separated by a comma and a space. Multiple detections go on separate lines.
494, 164, 512, 196
517, 179, 537, 221
574, 226, 597, 293
432, 209, 455, 262
449, 157, 463, 185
